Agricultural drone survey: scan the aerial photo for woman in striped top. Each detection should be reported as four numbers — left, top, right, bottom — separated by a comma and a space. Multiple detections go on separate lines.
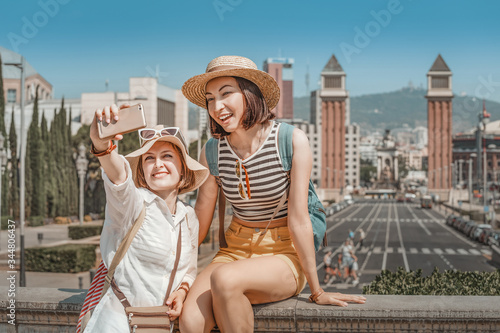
180, 56, 366, 333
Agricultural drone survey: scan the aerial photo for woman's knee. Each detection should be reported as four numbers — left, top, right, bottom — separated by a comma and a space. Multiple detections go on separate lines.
180, 298, 214, 333
210, 265, 242, 299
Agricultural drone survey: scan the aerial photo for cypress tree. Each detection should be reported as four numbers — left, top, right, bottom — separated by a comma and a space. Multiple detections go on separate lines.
0, 55, 7, 216
26, 86, 44, 217
67, 107, 78, 216
9, 110, 19, 219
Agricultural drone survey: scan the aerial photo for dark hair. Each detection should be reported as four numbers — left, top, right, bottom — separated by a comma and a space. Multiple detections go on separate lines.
207, 76, 276, 139
136, 142, 195, 193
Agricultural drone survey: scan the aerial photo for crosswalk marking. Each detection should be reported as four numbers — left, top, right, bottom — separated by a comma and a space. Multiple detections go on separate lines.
481, 249, 492, 255
363, 247, 491, 256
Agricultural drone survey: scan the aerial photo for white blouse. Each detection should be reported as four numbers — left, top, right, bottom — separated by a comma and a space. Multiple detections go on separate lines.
84, 156, 198, 333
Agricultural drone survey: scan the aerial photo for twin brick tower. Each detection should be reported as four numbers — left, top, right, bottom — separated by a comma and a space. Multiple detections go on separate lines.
318, 54, 452, 201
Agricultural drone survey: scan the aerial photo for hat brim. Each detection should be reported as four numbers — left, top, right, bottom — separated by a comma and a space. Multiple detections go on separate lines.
125, 136, 209, 194
182, 68, 280, 110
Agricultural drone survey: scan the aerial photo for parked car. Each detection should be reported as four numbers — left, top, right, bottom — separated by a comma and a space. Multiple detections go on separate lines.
472, 224, 492, 241
446, 214, 457, 226
479, 228, 496, 244
488, 231, 500, 246
462, 221, 476, 235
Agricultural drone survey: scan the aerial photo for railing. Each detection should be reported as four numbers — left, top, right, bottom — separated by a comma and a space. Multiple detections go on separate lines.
1, 287, 499, 332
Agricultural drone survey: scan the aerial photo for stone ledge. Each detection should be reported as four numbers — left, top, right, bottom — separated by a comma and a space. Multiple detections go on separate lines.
0, 287, 499, 332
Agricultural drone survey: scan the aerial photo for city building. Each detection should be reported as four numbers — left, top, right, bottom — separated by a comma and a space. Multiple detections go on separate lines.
80, 77, 188, 136
345, 123, 360, 188
263, 57, 294, 119
280, 118, 321, 185
453, 118, 500, 186
426, 54, 453, 199
1, 46, 53, 104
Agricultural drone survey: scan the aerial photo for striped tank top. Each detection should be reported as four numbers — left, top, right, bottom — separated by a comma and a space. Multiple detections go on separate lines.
218, 121, 289, 222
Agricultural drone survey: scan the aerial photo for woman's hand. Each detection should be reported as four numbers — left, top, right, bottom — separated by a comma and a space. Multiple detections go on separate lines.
314, 291, 366, 307
165, 289, 187, 321
89, 104, 129, 150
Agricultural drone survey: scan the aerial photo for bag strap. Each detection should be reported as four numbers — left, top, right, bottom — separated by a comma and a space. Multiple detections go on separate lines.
103, 203, 146, 292
111, 218, 185, 308
204, 138, 228, 249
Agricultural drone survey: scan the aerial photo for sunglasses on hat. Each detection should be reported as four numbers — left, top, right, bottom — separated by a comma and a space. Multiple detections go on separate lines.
138, 127, 188, 151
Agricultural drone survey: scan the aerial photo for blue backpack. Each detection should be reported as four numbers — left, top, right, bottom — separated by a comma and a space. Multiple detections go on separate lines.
205, 122, 327, 251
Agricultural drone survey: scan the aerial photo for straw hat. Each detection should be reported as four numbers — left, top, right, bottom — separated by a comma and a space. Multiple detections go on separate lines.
182, 55, 280, 110
125, 125, 209, 194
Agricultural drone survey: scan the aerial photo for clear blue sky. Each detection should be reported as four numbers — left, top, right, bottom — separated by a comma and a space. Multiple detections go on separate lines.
2, 0, 500, 103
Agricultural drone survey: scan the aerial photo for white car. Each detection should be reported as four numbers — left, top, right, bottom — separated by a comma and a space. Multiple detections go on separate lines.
473, 224, 492, 241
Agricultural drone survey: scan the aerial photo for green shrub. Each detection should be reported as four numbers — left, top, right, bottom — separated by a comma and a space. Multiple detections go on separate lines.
363, 267, 500, 296
68, 225, 103, 240
1, 216, 14, 230
28, 216, 45, 227
26, 244, 97, 273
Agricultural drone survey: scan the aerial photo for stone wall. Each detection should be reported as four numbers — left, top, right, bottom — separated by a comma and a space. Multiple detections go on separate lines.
0, 287, 499, 332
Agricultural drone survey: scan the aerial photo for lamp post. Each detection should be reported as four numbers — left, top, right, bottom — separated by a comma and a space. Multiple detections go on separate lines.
75, 143, 89, 226
5, 56, 26, 287
469, 153, 477, 207
458, 159, 464, 187
0, 134, 7, 249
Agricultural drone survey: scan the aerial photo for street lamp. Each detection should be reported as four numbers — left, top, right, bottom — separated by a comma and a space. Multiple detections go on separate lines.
5, 56, 27, 287
469, 153, 477, 206
0, 134, 7, 247
75, 143, 89, 226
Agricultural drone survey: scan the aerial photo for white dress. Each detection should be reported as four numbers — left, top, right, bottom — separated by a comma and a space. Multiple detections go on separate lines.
84, 156, 198, 333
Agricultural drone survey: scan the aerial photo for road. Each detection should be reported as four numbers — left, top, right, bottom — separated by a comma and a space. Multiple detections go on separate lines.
312, 199, 495, 294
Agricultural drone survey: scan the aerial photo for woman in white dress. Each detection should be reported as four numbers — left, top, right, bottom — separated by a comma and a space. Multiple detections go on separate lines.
84, 104, 209, 332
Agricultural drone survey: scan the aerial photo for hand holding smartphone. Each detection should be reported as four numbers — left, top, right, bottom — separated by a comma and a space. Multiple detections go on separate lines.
98, 104, 147, 140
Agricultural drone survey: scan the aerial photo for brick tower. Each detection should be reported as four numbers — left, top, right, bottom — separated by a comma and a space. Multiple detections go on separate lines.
320, 55, 348, 200
426, 54, 453, 198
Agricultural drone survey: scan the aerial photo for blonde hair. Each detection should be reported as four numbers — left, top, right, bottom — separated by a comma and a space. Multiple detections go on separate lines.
136, 142, 195, 193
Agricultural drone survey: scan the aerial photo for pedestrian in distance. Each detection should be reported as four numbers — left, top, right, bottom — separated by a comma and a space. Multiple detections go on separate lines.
341, 238, 359, 285
82, 105, 209, 332
323, 250, 334, 283
358, 228, 366, 249
179, 55, 366, 333
348, 228, 355, 241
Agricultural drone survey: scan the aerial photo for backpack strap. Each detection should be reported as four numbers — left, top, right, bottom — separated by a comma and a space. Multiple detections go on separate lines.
205, 137, 219, 176
204, 137, 227, 248
277, 122, 294, 172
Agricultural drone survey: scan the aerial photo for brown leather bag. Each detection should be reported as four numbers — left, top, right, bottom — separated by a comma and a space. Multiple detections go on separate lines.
111, 223, 183, 332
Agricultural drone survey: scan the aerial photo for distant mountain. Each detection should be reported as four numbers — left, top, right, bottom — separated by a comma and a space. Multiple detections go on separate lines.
189, 87, 500, 134
293, 88, 500, 134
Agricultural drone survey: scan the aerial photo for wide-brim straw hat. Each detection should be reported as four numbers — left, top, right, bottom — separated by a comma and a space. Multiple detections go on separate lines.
125, 125, 209, 194
182, 55, 280, 110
